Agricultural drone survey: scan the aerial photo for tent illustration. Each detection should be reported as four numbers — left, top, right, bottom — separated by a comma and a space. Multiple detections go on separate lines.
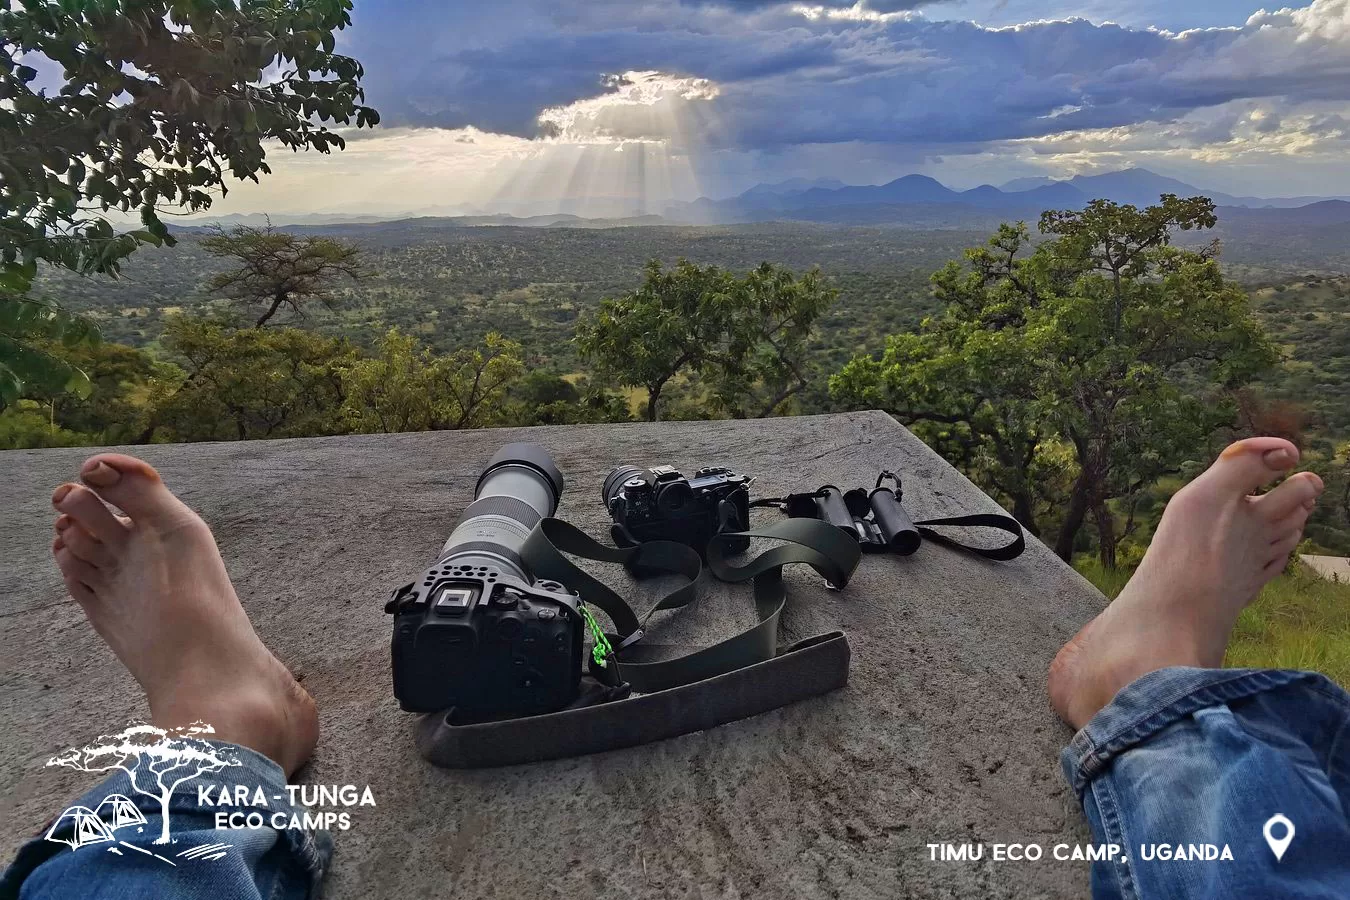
45, 806, 115, 850
96, 794, 147, 831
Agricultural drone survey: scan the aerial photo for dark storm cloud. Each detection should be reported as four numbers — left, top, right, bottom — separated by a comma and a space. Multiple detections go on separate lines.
342, 0, 1350, 148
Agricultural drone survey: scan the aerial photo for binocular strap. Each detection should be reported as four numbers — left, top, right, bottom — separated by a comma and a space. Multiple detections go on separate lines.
415, 517, 862, 768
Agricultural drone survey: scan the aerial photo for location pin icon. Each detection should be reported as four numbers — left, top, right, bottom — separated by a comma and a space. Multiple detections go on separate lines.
1264, 814, 1295, 861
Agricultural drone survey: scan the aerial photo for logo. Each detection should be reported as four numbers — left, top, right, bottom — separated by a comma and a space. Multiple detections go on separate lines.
39, 721, 377, 867
45, 722, 242, 865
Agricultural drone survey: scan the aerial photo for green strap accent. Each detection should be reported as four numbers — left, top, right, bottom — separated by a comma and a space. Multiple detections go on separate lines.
520, 516, 861, 695
578, 603, 614, 667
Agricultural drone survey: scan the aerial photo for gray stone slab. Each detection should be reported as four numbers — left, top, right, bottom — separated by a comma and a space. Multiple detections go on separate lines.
1, 411, 1104, 898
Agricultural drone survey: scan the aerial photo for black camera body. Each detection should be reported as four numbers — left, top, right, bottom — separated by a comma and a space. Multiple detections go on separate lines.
604, 464, 751, 551
386, 443, 582, 718
386, 567, 582, 715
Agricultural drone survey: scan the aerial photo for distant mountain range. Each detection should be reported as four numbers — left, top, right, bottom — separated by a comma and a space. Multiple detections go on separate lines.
667, 168, 1350, 225
173, 168, 1350, 231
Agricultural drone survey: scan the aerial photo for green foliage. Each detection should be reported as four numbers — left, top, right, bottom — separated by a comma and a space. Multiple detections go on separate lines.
0, 401, 90, 448
42, 338, 171, 443
1078, 558, 1350, 690
201, 222, 362, 326
708, 263, 839, 418
338, 329, 524, 433
0, 293, 99, 408
506, 373, 633, 426
577, 260, 735, 422
149, 316, 358, 441
577, 259, 837, 421
833, 196, 1278, 565
0, 0, 378, 291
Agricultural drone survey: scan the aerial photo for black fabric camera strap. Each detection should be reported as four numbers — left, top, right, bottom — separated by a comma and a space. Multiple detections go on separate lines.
911, 513, 1026, 561
414, 516, 861, 768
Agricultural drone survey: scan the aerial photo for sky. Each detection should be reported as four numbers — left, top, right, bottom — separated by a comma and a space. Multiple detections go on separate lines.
189, 0, 1350, 218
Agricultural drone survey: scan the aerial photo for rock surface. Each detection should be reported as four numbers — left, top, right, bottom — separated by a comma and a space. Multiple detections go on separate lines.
1, 411, 1103, 897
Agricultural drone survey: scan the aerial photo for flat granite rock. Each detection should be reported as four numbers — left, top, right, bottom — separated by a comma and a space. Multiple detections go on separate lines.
0, 411, 1104, 898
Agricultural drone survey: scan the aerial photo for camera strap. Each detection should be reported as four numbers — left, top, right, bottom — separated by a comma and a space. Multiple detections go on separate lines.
754, 475, 1026, 561
414, 516, 861, 768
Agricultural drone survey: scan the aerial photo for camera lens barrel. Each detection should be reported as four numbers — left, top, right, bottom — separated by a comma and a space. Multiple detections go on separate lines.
438, 443, 565, 579
602, 465, 647, 507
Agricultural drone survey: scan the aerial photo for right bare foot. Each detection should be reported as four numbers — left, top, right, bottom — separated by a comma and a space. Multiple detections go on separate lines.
1048, 437, 1324, 731
50, 453, 317, 776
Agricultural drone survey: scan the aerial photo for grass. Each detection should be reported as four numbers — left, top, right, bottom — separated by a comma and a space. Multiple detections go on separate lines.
1076, 558, 1350, 689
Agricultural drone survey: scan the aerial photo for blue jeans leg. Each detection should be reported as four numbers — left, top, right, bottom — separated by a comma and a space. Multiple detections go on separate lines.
1062, 667, 1350, 900
1, 742, 330, 900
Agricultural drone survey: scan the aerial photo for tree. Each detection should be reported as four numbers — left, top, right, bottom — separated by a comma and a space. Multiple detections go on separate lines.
577, 260, 734, 422
833, 196, 1278, 567
149, 316, 356, 441
201, 222, 362, 326
708, 263, 838, 418
1, 0, 378, 292
47, 723, 241, 845
339, 329, 525, 433
576, 260, 836, 421
0, 294, 99, 409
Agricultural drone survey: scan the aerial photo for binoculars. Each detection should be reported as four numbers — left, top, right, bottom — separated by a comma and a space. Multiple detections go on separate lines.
783, 474, 920, 556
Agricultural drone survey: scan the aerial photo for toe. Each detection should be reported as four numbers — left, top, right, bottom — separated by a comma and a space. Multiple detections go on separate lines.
62, 575, 98, 606
1204, 438, 1300, 496
1254, 471, 1324, 521
79, 454, 192, 525
1266, 531, 1303, 569
62, 524, 116, 569
55, 547, 102, 592
52, 484, 127, 545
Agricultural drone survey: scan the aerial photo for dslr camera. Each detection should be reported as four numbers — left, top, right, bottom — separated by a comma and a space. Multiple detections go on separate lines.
385, 444, 584, 716
603, 464, 751, 552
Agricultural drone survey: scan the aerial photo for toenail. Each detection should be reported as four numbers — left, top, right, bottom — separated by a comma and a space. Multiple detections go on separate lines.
81, 461, 120, 486
52, 484, 73, 505
1262, 448, 1294, 468
1304, 498, 1317, 510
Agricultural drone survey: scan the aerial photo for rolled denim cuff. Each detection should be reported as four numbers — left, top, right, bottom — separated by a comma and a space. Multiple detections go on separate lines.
1061, 666, 1336, 798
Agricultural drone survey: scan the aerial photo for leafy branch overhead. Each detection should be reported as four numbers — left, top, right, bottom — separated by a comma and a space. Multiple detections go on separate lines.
0, 294, 99, 409
0, 0, 379, 291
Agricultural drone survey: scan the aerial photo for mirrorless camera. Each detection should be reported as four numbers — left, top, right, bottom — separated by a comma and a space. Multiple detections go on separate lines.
386, 444, 584, 716
603, 464, 751, 552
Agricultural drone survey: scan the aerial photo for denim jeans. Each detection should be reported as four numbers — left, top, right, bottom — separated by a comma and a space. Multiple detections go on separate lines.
1063, 667, 1350, 899
0, 742, 330, 900
7, 668, 1350, 899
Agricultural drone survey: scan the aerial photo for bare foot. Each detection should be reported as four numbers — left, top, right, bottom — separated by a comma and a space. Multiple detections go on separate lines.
1049, 437, 1324, 731
50, 453, 317, 775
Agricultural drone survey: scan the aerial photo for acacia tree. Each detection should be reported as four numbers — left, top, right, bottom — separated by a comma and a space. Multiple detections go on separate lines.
47, 723, 240, 845
0, 0, 379, 292
833, 196, 1277, 567
577, 260, 836, 421
201, 223, 362, 326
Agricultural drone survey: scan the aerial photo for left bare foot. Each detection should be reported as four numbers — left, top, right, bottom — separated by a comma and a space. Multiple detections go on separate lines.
51, 453, 318, 776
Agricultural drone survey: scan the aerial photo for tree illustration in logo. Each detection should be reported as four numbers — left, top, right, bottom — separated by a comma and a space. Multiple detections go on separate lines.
47, 723, 241, 845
